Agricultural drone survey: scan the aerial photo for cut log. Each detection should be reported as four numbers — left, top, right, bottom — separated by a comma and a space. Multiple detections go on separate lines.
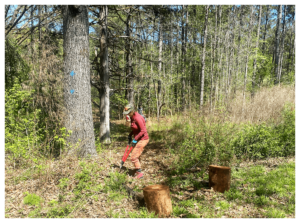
209, 165, 231, 193
143, 184, 172, 217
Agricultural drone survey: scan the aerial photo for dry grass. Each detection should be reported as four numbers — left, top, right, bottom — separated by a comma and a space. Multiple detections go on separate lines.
228, 85, 295, 124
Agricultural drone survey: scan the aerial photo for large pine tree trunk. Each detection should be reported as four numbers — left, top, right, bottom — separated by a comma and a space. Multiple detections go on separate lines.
274, 5, 282, 84
99, 5, 111, 144
251, 5, 262, 98
63, 5, 97, 157
200, 5, 209, 108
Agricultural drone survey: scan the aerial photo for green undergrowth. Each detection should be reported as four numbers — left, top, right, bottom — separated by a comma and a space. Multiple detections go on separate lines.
165, 161, 295, 218
157, 103, 295, 176
224, 161, 295, 217
25, 159, 130, 218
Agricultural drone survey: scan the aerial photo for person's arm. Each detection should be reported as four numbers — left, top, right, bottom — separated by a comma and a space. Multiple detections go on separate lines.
134, 115, 146, 141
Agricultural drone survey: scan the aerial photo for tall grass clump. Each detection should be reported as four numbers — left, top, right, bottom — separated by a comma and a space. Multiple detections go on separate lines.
228, 85, 294, 124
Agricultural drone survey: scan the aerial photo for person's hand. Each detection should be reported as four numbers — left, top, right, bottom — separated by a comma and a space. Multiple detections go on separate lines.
132, 139, 138, 147
128, 135, 132, 145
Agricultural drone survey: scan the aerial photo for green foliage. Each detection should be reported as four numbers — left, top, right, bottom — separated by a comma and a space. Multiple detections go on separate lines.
215, 200, 231, 210
167, 115, 236, 175
231, 104, 295, 160
128, 207, 158, 218
23, 192, 42, 206
5, 83, 43, 160
265, 208, 286, 218
46, 204, 73, 218
104, 171, 127, 192
5, 38, 30, 90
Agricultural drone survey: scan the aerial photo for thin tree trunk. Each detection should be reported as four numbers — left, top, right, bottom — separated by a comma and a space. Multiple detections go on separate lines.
278, 5, 287, 85
251, 5, 262, 98
234, 5, 243, 96
262, 5, 269, 54
126, 7, 134, 104
227, 5, 236, 101
210, 6, 218, 111
181, 5, 186, 112
287, 18, 294, 75
242, 6, 254, 105
63, 5, 97, 157
274, 5, 282, 84
200, 5, 209, 108
157, 14, 163, 122
99, 5, 111, 144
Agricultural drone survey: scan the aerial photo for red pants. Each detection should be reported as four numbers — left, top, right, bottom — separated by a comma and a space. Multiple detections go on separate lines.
130, 139, 149, 169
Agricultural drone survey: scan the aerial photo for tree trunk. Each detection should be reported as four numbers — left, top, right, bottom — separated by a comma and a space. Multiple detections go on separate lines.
200, 5, 209, 108
274, 5, 282, 84
63, 5, 97, 157
126, 8, 134, 104
157, 14, 163, 122
243, 6, 254, 105
99, 5, 111, 144
278, 5, 287, 85
251, 5, 262, 98
234, 5, 243, 97
210, 6, 218, 111
181, 5, 186, 112
262, 5, 269, 54
287, 18, 294, 75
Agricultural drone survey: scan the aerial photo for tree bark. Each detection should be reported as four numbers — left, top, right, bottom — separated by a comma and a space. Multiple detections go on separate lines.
243, 6, 254, 104
278, 5, 287, 84
63, 5, 97, 157
157, 14, 163, 122
210, 6, 218, 111
251, 5, 262, 98
262, 5, 269, 54
126, 7, 134, 105
200, 5, 209, 108
99, 5, 111, 144
274, 5, 282, 84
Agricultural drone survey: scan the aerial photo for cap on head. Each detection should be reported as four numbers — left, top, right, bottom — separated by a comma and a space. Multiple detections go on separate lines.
123, 104, 134, 115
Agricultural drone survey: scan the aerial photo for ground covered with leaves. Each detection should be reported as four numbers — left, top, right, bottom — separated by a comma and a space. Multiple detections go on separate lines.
5, 119, 295, 218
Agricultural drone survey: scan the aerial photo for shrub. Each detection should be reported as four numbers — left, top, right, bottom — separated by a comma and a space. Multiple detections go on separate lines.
231, 103, 295, 160
23, 192, 42, 206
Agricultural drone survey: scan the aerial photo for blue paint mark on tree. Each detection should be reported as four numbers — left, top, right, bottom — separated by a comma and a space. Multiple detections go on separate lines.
70, 70, 75, 77
70, 89, 75, 94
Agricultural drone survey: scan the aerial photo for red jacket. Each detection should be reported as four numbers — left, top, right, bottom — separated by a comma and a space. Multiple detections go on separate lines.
129, 112, 149, 141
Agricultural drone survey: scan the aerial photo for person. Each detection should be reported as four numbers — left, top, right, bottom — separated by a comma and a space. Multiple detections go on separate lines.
123, 104, 149, 179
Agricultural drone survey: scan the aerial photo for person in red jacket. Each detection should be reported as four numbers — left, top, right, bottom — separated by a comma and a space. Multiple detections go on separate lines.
123, 104, 149, 179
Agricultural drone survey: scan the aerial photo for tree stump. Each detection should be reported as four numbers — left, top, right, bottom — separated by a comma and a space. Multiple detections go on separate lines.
143, 184, 172, 217
209, 165, 231, 193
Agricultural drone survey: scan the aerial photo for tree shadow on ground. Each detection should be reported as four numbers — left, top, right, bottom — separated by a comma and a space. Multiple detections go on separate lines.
111, 164, 137, 177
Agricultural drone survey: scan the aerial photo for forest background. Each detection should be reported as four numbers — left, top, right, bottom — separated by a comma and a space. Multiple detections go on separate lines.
3, 1, 296, 218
